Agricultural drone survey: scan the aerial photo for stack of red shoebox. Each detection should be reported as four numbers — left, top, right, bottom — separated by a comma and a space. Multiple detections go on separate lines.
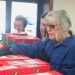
6, 33, 40, 44
0, 55, 62, 75
0, 55, 51, 75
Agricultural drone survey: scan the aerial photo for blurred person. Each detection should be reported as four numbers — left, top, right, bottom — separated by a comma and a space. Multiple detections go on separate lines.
14, 15, 27, 34
40, 12, 48, 41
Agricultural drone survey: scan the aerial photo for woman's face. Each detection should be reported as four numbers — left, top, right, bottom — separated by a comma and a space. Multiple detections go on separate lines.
46, 17, 64, 41
14, 20, 24, 32
40, 18, 46, 37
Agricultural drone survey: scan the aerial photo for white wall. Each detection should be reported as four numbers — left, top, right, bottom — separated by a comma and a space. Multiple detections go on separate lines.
53, 0, 75, 34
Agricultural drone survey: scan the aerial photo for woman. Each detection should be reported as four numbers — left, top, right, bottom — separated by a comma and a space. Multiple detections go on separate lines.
14, 15, 27, 34
40, 12, 48, 40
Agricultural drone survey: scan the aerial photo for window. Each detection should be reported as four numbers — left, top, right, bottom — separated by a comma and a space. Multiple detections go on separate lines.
11, 2, 37, 37
0, 1, 6, 39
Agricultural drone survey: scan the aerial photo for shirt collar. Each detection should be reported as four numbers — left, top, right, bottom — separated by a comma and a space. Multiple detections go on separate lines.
53, 36, 74, 47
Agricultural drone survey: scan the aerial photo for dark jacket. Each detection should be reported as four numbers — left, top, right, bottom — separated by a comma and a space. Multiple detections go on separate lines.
1, 36, 75, 75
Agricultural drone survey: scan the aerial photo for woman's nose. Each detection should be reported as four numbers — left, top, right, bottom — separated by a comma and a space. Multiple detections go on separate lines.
47, 27, 53, 32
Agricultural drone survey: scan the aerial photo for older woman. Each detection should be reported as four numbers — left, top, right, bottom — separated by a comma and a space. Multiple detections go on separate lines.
0, 10, 75, 75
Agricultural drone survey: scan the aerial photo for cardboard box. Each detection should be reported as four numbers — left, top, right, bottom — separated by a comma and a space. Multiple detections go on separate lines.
0, 59, 50, 75
2, 33, 40, 45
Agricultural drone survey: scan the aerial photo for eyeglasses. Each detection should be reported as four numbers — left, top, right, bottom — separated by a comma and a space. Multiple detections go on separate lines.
46, 24, 58, 29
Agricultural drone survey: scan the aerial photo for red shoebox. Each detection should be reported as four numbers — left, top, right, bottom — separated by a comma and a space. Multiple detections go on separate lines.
6, 33, 40, 44
0, 58, 50, 75
50, 70, 62, 75
0, 55, 31, 61
28, 70, 62, 75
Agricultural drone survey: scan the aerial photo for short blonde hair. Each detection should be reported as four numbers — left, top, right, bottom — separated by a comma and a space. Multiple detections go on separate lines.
44, 10, 71, 31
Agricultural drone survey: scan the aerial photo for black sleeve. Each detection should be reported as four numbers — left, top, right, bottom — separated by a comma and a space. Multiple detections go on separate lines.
0, 46, 12, 56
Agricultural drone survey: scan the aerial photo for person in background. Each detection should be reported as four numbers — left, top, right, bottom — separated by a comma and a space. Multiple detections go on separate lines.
0, 10, 75, 75
40, 12, 48, 40
14, 15, 27, 34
